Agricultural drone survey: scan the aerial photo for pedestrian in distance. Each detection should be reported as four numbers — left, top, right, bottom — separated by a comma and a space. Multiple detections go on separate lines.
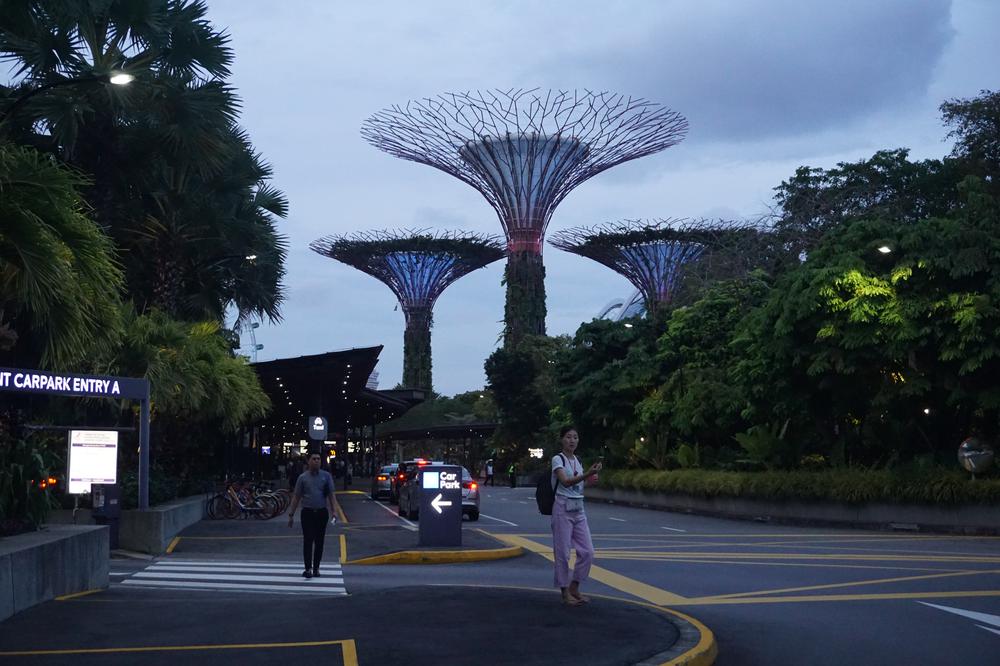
486, 459, 494, 486
508, 461, 517, 488
287, 452, 337, 578
551, 425, 602, 606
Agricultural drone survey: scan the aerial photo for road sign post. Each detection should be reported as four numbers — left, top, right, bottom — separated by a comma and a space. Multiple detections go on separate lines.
418, 465, 462, 547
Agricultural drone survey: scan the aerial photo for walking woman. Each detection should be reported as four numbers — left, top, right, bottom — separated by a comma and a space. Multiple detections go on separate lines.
551, 425, 602, 606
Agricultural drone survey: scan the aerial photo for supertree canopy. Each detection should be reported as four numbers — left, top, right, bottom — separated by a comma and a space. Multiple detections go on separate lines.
309, 229, 504, 391
362, 89, 688, 345
549, 219, 766, 316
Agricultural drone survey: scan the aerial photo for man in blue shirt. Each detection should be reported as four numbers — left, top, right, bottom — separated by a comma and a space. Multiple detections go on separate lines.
287, 452, 337, 578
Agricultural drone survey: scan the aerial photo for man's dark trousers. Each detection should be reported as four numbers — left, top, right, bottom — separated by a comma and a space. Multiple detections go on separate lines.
301, 507, 329, 570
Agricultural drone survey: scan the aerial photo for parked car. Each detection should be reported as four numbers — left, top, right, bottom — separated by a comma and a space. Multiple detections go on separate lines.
398, 464, 480, 521
370, 464, 399, 501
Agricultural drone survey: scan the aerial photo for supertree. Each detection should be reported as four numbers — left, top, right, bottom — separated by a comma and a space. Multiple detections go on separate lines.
362, 89, 688, 345
310, 229, 504, 391
549, 218, 770, 317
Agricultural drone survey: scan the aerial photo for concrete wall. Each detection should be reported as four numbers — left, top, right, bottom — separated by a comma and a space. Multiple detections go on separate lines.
586, 486, 1000, 535
118, 494, 206, 555
0, 525, 108, 622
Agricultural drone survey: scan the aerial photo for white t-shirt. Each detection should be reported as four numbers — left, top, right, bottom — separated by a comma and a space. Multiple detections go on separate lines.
551, 453, 584, 499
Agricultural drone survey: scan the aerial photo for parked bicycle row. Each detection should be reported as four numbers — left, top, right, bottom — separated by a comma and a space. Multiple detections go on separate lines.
205, 481, 291, 520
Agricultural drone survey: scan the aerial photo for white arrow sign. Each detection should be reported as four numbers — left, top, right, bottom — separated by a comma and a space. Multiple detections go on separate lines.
431, 493, 452, 514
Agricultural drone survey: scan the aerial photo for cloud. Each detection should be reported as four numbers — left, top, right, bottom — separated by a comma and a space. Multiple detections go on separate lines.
534, 0, 954, 143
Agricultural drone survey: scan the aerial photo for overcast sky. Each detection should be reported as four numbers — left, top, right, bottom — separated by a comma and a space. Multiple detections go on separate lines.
208, 0, 999, 396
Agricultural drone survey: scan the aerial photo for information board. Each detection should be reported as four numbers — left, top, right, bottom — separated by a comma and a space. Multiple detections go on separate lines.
68, 430, 119, 494
418, 465, 463, 547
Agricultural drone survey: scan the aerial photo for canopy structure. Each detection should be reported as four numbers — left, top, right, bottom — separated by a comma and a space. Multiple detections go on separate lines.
250, 347, 424, 470
362, 88, 688, 345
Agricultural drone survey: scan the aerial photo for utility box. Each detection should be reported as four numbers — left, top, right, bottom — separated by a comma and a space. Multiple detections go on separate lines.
92, 483, 121, 549
418, 465, 463, 547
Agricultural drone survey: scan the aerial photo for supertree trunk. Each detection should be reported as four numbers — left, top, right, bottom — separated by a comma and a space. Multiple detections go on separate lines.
503, 250, 546, 346
402, 307, 432, 391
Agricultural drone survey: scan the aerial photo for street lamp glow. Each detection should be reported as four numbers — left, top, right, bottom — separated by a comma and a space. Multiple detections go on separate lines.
109, 72, 134, 85
245, 254, 258, 261
877, 246, 892, 254
624, 322, 634, 328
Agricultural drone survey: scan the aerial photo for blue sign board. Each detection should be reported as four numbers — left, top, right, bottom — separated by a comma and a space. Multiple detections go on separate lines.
0, 366, 148, 400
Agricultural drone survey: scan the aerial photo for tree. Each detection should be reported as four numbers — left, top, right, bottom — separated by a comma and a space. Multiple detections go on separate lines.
941, 89, 1000, 196
0, 0, 288, 326
0, 142, 123, 368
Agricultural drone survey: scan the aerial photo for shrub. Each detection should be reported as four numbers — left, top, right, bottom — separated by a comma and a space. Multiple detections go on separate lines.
599, 467, 1000, 505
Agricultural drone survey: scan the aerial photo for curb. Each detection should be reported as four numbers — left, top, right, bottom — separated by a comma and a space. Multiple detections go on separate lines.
638, 605, 717, 666
345, 545, 523, 565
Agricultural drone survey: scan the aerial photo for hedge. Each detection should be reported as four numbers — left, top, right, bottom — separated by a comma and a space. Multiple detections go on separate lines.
599, 468, 1000, 505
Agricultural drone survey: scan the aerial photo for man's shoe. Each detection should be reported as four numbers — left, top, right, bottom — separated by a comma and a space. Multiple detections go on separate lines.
302, 570, 312, 579
313, 569, 321, 577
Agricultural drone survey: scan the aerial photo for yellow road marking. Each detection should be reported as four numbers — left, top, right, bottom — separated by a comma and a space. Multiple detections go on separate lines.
335, 496, 348, 524
0, 639, 355, 658
335, 490, 366, 495
493, 534, 688, 605
510, 532, 1000, 539
166, 536, 180, 553
695, 568, 1000, 601
340, 534, 347, 564
601, 556, 961, 573
594, 551, 1000, 564
55, 589, 102, 601
341, 639, 359, 666
675, 589, 1000, 606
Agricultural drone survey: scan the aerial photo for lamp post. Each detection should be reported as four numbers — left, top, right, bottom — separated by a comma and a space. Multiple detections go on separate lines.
0, 70, 134, 126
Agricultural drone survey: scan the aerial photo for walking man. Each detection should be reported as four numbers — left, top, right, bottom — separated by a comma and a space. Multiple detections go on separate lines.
287, 452, 337, 578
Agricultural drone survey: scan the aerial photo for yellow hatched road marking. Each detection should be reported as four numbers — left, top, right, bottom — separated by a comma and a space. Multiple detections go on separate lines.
340, 534, 347, 564
493, 534, 688, 605
55, 589, 102, 601
0, 639, 358, 661
166, 536, 180, 553
695, 568, 1000, 601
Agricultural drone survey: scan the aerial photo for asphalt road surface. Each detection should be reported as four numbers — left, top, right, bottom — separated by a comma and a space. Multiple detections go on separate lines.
2, 484, 998, 665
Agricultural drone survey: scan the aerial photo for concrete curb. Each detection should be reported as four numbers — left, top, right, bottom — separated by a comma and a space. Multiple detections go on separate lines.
639, 605, 718, 666
345, 545, 523, 565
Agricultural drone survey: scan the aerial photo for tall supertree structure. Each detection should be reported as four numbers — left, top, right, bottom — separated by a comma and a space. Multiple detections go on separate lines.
362, 89, 688, 346
310, 230, 504, 391
550, 219, 761, 317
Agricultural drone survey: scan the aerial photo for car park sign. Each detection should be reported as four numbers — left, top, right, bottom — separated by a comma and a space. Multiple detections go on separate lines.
419, 465, 462, 546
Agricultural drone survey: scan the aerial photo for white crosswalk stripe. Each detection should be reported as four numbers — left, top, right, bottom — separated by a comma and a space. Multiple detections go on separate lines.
120, 559, 347, 596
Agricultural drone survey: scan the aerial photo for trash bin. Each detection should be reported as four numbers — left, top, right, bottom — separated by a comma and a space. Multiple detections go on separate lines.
92, 483, 121, 550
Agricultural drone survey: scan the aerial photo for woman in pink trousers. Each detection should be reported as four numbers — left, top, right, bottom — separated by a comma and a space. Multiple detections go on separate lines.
551, 425, 602, 606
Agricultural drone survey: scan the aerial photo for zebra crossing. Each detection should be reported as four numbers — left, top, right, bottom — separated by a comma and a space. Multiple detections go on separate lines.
120, 559, 347, 596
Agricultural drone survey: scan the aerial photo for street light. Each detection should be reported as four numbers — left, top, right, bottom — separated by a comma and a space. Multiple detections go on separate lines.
1, 71, 135, 126
877, 246, 892, 254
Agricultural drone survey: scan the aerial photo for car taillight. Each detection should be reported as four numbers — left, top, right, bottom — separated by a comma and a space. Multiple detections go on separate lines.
463, 481, 478, 490
377, 475, 387, 481
397, 473, 405, 480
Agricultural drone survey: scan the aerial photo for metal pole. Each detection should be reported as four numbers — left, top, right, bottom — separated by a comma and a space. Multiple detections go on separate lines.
139, 392, 151, 510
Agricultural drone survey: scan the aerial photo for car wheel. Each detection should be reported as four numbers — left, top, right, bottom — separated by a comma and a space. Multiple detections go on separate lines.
468, 510, 479, 521
397, 498, 405, 516
407, 504, 418, 520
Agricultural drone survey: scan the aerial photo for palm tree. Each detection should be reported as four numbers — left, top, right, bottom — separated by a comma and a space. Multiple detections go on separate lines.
0, 0, 288, 326
0, 142, 123, 368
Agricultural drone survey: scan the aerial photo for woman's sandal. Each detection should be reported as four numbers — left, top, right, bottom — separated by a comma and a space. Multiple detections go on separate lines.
562, 595, 584, 607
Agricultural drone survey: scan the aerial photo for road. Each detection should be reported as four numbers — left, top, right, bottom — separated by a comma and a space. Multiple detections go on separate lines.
2, 484, 998, 665
468, 485, 1000, 664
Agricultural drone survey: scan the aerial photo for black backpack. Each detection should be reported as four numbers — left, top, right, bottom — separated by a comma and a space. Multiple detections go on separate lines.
535, 453, 565, 515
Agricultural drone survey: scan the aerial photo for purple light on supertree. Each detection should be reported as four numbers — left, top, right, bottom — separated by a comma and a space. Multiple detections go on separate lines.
550, 219, 754, 316
362, 89, 687, 345
310, 229, 504, 391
